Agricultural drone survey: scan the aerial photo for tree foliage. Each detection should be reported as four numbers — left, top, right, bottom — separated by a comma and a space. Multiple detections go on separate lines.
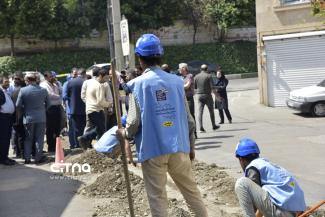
206, 0, 255, 41
181, 0, 207, 45
120, 0, 181, 38
311, 0, 325, 22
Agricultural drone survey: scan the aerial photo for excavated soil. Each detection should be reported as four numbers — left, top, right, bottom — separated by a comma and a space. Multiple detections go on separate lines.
193, 161, 239, 206
67, 150, 324, 217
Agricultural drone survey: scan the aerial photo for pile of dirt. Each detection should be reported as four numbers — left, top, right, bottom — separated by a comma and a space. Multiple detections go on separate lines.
311, 208, 325, 217
68, 149, 116, 173
193, 161, 239, 206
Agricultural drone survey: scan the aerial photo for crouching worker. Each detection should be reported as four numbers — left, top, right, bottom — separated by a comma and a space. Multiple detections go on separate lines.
234, 138, 306, 217
93, 115, 128, 158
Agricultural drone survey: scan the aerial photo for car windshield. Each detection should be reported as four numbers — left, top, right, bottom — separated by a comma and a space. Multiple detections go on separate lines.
317, 79, 325, 87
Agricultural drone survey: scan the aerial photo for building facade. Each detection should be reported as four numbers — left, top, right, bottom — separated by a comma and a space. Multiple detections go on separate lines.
256, 0, 325, 106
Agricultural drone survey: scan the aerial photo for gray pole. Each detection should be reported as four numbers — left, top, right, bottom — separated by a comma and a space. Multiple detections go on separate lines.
106, 1, 135, 217
110, 0, 124, 71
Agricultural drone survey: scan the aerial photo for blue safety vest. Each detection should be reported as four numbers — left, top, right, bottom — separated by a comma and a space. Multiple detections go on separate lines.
245, 158, 306, 211
127, 67, 190, 162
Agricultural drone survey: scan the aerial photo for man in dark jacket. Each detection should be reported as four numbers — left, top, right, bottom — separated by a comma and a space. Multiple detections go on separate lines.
194, 64, 219, 132
65, 69, 86, 148
0, 76, 16, 165
11, 72, 26, 158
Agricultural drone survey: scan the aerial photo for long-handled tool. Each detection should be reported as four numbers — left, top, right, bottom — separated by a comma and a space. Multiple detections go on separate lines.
106, 1, 135, 216
299, 200, 325, 217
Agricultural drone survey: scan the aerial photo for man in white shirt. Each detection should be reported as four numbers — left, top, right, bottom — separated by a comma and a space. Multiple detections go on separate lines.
40, 71, 62, 152
0, 76, 16, 165
78, 67, 113, 150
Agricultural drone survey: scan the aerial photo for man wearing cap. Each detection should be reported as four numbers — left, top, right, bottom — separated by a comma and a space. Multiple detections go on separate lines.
116, 34, 208, 217
194, 64, 219, 132
234, 138, 306, 217
16, 73, 49, 164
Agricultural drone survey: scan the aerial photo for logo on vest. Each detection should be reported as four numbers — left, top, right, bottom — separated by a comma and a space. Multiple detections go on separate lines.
163, 121, 173, 127
289, 181, 295, 188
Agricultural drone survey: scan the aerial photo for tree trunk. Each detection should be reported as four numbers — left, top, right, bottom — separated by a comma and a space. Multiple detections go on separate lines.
192, 23, 198, 46
10, 34, 15, 57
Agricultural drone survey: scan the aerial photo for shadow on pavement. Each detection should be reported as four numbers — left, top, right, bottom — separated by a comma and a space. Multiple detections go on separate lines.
195, 141, 222, 146
0, 163, 83, 217
217, 128, 248, 132
293, 112, 324, 119
195, 145, 221, 150
197, 135, 234, 140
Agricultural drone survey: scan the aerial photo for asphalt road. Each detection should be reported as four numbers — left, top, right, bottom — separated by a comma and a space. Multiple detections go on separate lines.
194, 78, 325, 206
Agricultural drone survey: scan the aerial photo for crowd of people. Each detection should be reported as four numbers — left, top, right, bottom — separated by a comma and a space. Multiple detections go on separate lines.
0, 55, 231, 166
0, 33, 308, 217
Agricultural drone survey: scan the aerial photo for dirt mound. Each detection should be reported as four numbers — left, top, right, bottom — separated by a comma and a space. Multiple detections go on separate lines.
310, 208, 325, 217
193, 161, 239, 206
68, 149, 116, 173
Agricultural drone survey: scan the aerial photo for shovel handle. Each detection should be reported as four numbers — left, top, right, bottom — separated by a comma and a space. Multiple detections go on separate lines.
298, 200, 325, 217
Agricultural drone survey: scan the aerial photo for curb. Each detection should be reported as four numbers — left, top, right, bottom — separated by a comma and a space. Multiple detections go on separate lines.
226, 72, 257, 80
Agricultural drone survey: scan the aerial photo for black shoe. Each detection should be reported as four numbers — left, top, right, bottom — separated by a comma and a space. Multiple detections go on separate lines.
213, 125, 220, 130
78, 136, 89, 150
0, 159, 16, 166
219, 121, 224, 124
24, 159, 32, 164
7, 158, 16, 163
229, 119, 232, 124
35, 156, 48, 165
199, 128, 206, 133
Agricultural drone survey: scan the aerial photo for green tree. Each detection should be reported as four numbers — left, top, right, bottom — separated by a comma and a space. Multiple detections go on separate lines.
40, 0, 70, 48
0, 0, 21, 56
206, 0, 255, 42
311, 0, 325, 22
120, 0, 181, 40
181, 0, 207, 45
0, 0, 52, 56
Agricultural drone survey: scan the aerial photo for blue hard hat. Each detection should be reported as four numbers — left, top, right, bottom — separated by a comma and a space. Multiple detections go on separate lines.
121, 115, 127, 127
235, 138, 260, 157
135, 34, 164, 57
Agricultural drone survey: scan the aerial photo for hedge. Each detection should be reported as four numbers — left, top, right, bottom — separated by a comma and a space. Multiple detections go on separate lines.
163, 41, 257, 74
0, 41, 257, 76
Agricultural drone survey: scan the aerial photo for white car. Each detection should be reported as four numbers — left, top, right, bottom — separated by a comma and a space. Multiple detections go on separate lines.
286, 79, 325, 117
86, 63, 111, 76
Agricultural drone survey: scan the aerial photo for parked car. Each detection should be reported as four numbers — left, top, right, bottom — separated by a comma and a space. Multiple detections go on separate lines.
187, 60, 220, 77
286, 79, 325, 117
86, 63, 111, 76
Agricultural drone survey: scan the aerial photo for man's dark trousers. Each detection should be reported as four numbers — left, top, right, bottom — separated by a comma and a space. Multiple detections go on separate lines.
197, 94, 216, 129
0, 113, 13, 162
71, 114, 86, 148
46, 105, 61, 152
81, 111, 105, 142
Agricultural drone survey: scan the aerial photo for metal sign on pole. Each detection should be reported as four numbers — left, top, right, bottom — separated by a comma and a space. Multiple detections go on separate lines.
106, 1, 135, 216
120, 16, 130, 68
120, 16, 130, 57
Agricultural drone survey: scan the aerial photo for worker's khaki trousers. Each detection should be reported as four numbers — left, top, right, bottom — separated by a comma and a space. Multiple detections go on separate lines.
235, 177, 296, 217
141, 152, 208, 217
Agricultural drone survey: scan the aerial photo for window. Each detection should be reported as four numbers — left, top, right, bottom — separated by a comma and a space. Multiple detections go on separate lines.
282, 0, 310, 5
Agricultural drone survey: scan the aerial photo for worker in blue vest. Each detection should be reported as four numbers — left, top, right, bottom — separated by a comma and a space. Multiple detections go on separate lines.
234, 138, 306, 217
116, 34, 208, 217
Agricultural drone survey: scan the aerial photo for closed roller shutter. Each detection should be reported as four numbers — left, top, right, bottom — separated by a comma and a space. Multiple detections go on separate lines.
264, 31, 325, 107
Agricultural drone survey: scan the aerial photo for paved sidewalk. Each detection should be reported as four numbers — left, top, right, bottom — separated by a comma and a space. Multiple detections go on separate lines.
194, 78, 325, 205
0, 159, 94, 217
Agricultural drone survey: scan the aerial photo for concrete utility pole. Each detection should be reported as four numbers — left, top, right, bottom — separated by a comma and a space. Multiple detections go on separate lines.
107, 0, 124, 71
